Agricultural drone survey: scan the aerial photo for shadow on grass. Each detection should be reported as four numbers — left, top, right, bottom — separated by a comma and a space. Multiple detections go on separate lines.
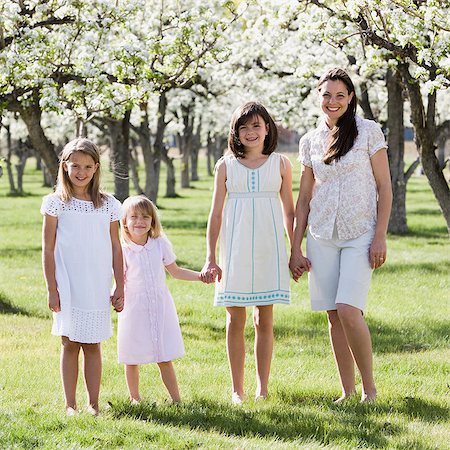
0, 291, 34, 317
369, 317, 449, 353
376, 261, 450, 275
108, 395, 446, 448
163, 219, 207, 230
396, 227, 448, 239
181, 310, 449, 354
409, 208, 443, 216
279, 392, 449, 425
0, 246, 42, 259
109, 396, 396, 447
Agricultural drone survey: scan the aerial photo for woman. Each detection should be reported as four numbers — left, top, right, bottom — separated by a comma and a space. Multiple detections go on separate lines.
290, 68, 392, 403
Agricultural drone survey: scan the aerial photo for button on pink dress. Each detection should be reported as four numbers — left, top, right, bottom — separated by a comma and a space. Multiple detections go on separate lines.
117, 236, 185, 364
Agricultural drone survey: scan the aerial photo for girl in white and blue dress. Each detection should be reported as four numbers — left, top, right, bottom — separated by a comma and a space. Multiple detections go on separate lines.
202, 102, 295, 404
41, 138, 124, 416
290, 68, 392, 403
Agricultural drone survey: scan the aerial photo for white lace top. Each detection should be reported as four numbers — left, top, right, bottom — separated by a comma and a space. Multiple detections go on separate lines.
299, 115, 387, 240
41, 193, 122, 343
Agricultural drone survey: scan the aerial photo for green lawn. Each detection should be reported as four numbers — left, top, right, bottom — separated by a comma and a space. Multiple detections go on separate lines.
0, 156, 449, 449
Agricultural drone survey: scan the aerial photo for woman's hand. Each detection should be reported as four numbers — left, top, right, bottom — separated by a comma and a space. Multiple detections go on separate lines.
289, 252, 311, 282
201, 261, 222, 284
369, 235, 387, 269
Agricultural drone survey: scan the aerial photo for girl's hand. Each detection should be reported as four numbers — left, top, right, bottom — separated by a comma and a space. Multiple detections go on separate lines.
369, 235, 387, 269
111, 287, 124, 312
48, 290, 61, 312
201, 262, 222, 284
289, 253, 311, 282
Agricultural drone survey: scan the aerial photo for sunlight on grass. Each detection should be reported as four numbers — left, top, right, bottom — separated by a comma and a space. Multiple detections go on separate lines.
0, 156, 449, 449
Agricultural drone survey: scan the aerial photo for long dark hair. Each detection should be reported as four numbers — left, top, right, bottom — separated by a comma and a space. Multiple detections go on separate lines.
228, 101, 278, 158
318, 68, 358, 165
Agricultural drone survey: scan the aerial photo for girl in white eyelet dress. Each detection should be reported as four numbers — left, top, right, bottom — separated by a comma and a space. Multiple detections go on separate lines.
41, 138, 124, 416
118, 195, 204, 404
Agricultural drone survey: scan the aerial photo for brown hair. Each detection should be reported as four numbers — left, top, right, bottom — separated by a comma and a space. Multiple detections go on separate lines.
318, 68, 358, 165
56, 138, 105, 208
228, 102, 278, 158
121, 195, 163, 243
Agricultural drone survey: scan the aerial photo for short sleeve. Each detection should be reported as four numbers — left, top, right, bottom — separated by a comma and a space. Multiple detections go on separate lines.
367, 121, 387, 157
40, 194, 62, 217
298, 134, 312, 167
107, 195, 123, 222
159, 236, 176, 266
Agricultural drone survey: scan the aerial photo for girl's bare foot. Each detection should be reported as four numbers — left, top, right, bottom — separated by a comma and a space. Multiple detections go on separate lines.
66, 406, 78, 416
333, 391, 357, 404
361, 390, 377, 403
87, 404, 99, 416
231, 392, 244, 405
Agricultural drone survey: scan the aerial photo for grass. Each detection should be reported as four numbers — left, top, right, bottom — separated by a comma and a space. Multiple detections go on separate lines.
0, 155, 449, 449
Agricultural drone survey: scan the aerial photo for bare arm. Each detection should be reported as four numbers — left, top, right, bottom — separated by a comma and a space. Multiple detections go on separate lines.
201, 159, 227, 282
289, 165, 314, 281
279, 154, 295, 245
369, 149, 392, 269
165, 262, 201, 281
110, 220, 125, 312
42, 214, 60, 312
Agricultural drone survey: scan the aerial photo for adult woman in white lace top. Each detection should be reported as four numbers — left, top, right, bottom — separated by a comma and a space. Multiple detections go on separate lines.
290, 68, 392, 403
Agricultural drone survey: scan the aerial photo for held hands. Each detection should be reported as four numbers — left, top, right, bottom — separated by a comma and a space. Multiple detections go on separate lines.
48, 290, 61, 313
111, 286, 124, 312
369, 235, 387, 269
289, 252, 311, 282
200, 261, 222, 284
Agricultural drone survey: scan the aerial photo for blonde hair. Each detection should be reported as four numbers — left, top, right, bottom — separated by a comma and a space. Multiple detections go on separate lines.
56, 138, 105, 208
121, 196, 163, 243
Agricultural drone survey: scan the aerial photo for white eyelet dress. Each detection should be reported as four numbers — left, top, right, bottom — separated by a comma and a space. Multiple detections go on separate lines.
214, 153, 291, 307
41, 193, 122, 343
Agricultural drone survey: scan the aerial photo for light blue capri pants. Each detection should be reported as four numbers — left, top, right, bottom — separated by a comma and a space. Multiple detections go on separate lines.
306, 228, 375, 312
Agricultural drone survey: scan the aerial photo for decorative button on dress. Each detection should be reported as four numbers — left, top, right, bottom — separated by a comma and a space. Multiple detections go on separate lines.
40, 193, 122, 343
118, 236, 185, 364
215, 153, 291, 307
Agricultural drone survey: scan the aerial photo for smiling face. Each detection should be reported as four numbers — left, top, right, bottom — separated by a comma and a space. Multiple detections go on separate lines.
125, 208, 153, 245
237, 114, 269, 153
63, 151, 98, 194
319, 79, 354, 127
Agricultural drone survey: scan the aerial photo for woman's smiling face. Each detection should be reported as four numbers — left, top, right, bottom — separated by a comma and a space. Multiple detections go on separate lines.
319, 79, 354, 126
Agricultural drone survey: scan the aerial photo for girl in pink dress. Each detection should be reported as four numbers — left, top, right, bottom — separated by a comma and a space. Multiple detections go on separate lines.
118, 195, 203, 403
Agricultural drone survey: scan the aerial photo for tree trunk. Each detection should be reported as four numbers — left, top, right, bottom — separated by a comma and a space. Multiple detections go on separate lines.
162, 146, 177, 198
386, 69, 408, 234
190, 117, 201, 182
18, 103, 59, 182
436, 120, 450, 170
359, 81, 375, 121
206, 132, 213, 176
76, 118, 88, 137
129, 142, 143, 195
179, 103, 194, 189
399, 63, 450, 234
154, 93, 170, 202
105, 110, 131, 202
5, 125, 17, 194
15, 140, 30, 194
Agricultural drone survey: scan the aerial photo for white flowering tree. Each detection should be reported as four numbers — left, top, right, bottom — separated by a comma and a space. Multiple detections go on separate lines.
220, 0, 450, 233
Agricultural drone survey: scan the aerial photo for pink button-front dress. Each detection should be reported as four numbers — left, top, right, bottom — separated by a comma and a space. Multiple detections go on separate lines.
117, 236, 185, 364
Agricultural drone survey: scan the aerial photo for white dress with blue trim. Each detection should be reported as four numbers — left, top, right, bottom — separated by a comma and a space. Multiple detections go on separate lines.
214, 152, 291, 307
